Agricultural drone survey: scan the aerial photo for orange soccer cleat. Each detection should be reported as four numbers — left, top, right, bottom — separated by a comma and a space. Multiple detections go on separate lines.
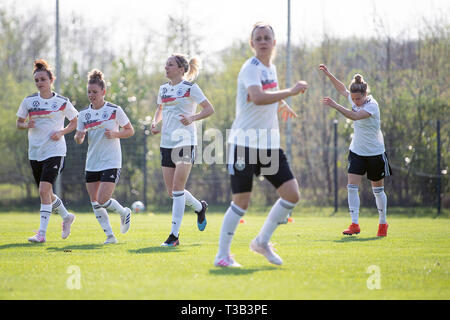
377, 223, 388, 237
343, 223, 360, 235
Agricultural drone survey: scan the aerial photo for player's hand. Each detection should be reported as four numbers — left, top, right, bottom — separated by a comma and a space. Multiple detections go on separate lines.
50, 130, 63, 141
278, 100, 298, 121
290, 81, 308, 95
27, 119, 35, 128
323, 97, 339, 108
104, 128, 117, 139
318, 64, 330, 75
180, 114, 193, 126
150, 122, 160, 135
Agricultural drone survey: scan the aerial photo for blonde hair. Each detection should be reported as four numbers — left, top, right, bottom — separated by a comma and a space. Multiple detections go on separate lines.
87, 69, 106, 90
172, 54, 200, 82
349, 74, 370, 94
250, 21, 275, 40
33, 59, 54, 80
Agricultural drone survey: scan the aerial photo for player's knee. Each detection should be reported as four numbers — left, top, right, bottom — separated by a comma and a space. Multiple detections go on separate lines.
284, 191, 300, 204
97, 198, 110, 207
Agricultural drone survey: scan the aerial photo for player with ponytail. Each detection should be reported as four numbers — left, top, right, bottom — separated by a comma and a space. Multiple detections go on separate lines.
150, 54, 214, 247
17, 59, 78, 243
319, 64, 392, 237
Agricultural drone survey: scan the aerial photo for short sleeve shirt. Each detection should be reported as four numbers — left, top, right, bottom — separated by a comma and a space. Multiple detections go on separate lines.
17, 92, 78, 161
77, 102, 130, 171
227, 57, 280, 149
347, 92, 385, 156
157, 81, 206, 148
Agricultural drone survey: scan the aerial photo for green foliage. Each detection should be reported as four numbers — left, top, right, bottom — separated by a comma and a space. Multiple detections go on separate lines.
0, 7, 448, 209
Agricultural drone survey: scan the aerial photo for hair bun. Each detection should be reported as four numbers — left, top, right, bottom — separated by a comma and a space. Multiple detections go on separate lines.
354, 74, 363, 84
88, 69, 103, 81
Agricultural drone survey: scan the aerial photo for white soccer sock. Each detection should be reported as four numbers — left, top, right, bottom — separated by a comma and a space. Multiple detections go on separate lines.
257, 198, 297, 244
373, 186, 387, 224
100, 198, 126, 216
217, 202, 246, 258
184, 189, 203, 212
92, 201, 113, 236
348, 184, 360, 224
171, 190, 186, 237
52, 194, 69, 220
39, 204, 52, 235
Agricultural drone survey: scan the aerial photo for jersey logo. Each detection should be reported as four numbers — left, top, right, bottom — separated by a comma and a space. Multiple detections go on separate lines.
84, 110, 116, 130
261, 80, 277, 90
29, 103, 66, 118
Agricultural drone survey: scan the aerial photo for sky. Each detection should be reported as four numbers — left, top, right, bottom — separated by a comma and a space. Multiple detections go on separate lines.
3, 0, 449, 60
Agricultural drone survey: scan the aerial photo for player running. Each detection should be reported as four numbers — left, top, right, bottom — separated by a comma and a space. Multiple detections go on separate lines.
319, 64, 392, 237
17, 59, 78, 243
214, 22, 308, 267
150, 54, 214, 247
74, 69, 134, 244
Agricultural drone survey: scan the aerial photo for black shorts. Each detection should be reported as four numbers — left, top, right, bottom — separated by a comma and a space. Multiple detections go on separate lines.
348, 150, 393, 181
86, 168, 121, 183
228, 145, 295, 194
160, 146, 196, 168
29, 156, 65, 187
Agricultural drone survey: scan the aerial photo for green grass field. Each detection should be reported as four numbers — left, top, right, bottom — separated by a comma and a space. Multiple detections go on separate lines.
0, 208, 449, 300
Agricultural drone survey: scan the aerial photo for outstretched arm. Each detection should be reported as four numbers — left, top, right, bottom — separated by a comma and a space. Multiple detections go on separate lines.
318, 64, 348, 97
323, 97, 370, 121
247, 80, 308, 105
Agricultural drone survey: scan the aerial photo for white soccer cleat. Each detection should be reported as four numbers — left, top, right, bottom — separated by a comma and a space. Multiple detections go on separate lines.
120, 207, 131, 234
104, 235, 117, 244
250, 238, 283, 265
214, 255, 242, 268
28, 231, 46, 243
62, 213, 75, 239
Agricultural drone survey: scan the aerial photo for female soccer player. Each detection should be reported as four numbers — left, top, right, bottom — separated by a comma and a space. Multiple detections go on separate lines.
150, 54, 214, 247
319, 64, 392, 237
74, 69, 134, 244
16, 59, 78, 243
214, 22, 308, 267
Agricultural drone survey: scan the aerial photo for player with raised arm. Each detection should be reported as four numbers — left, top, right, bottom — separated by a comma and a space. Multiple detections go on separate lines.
74, 69, 134, 244
214, 22, 308, 267
17, 59, 78, 243
319, 64, 392, 237
151, 54, 214, 247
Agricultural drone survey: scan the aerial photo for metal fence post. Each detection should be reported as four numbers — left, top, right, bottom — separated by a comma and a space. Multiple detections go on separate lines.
334, 119, 338, 213
437, 120, 441, 215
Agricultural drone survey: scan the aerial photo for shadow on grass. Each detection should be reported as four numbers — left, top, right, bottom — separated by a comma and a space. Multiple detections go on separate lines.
0, 243, 40, 250
129, 244, 201, 254
46, 243, 121, 251
333, 236, 381, 243
209, 265, 278, 276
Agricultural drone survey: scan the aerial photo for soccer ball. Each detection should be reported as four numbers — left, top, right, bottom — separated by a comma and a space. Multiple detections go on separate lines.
131, 201, 145, 213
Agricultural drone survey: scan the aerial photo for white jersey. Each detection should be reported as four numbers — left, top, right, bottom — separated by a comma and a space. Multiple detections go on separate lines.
16, 92, 78, 161
77, 102, 130, 172
347, 92, 385, 156
227, 57, 280, 149
157, 80, 207, 148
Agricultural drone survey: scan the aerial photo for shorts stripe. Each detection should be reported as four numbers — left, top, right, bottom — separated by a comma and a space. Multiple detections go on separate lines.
58, 157, 65, 175
382, 153, 390, 177
115, 168, 121, 184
